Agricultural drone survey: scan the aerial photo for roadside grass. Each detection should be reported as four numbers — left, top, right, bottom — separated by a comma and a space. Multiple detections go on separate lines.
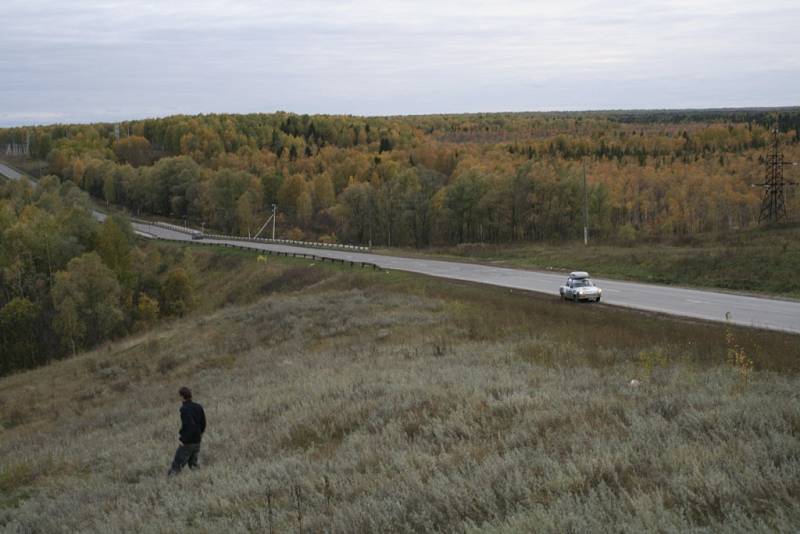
1, 248, 799, 532
382, 223, 800, 299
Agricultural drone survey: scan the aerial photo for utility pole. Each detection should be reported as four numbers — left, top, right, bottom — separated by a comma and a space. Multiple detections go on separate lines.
368, 193, 373, 248
252, 204, 278, 240
583, 161, 589, 245
754, 129, 798, 224
271, 203, 276, 240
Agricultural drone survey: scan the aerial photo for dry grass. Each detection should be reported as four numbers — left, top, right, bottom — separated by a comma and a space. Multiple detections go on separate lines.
1, 250, 800, 533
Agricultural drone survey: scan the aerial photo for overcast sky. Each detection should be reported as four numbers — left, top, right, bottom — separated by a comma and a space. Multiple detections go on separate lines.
1, 0, 798, 126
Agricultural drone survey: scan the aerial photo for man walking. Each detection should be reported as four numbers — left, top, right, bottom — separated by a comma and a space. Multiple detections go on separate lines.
168, 386, 206, 476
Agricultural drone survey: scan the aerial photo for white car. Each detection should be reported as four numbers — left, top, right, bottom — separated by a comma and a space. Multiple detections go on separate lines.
559, 271, 602, 302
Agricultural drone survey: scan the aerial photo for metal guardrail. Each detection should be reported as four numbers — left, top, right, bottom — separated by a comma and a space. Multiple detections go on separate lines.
131, 218, 371, 252
154, 235, 381, 270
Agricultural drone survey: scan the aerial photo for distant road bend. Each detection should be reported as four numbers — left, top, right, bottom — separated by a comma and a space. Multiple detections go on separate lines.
2, 162, 799, 334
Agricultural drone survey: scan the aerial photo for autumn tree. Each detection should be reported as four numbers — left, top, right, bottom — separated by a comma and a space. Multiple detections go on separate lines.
312, 172, 335, 212
113, 135, 151, 167
134, 293, 160, 331
180, 125, 223, 163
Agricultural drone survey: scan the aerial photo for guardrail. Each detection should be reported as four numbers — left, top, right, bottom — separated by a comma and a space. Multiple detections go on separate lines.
131, 218, 190, 235
130, 218, 371, 252
155, 235, 381, 270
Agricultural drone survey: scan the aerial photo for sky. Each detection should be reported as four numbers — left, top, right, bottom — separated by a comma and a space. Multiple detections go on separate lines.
1, 0, 799, 126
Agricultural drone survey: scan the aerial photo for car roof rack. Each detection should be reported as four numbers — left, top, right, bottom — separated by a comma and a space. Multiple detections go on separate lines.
568, 271, 590, 279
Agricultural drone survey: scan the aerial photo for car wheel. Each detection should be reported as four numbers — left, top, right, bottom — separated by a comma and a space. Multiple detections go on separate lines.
573, 293, 578, 303
596, 296, 601, 303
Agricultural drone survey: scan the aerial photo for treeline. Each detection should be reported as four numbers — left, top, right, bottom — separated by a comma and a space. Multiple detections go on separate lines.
0, 179, 193, 375
1, 109, 798, 246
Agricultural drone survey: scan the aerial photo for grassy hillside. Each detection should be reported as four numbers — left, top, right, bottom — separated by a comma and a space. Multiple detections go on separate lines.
385, 223, 800, 299
1, 246, 799, 532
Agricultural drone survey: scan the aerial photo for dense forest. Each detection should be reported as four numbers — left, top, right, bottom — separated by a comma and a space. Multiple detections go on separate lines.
0, 179, 193, 375
1, 109, 799, 247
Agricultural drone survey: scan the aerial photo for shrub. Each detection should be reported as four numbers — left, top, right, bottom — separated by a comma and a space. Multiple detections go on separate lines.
287, 227, 305, 241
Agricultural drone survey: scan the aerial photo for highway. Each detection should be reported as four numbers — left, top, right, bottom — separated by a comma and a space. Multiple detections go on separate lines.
131, 222, 800, 334
2, 162, 799, 334
0, 162, 24, 181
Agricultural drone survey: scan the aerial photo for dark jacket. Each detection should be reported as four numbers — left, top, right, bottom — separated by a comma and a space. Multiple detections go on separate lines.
179, 401, 206, 444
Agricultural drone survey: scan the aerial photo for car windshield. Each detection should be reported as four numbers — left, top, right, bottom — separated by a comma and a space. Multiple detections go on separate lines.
572, 279, 593, 287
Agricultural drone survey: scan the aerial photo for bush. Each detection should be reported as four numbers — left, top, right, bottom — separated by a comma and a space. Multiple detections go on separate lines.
160, 268, 193, 317
617, 223, 638, 246
287, 227, 305, 241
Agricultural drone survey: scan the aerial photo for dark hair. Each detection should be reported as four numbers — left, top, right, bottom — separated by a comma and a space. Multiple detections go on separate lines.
179, 386, 192, 400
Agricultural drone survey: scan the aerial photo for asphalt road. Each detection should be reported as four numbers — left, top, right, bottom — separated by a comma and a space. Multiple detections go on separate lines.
2, 162, 799, 334
131, 222, 800, 334
0, 162, 24, 181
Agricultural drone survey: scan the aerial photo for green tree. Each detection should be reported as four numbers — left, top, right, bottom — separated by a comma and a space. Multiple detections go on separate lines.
335, 180, 372, 244
103, 172, 118, 206
204, 169, 254, 232
160, 267, 193, 317
444, 171, 489, 243
236, 190, 260, 237
52, 252, 123, 350
296, 189, 313, 226
144, 156, 202, 218
97, 217, 132, 276
261, 171, 283, 207
312, 173, 336, 212
0, 297, 40, 372
53, 295, 83, 355
277, 174, 306, 218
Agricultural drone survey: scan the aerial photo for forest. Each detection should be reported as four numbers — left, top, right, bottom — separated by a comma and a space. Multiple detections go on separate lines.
1, 108, 799, 249
0, 179, 193, 375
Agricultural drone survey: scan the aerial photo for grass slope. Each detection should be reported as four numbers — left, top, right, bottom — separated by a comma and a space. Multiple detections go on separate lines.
1, 246, 799, 532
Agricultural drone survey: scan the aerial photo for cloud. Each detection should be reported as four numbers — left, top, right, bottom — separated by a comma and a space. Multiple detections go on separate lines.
1, 0, 798, 125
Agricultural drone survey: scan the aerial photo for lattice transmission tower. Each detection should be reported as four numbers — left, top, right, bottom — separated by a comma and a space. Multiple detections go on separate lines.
754, 129, 798, 224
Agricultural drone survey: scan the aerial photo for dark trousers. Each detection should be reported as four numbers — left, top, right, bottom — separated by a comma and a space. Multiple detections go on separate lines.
169, 443, 201, 475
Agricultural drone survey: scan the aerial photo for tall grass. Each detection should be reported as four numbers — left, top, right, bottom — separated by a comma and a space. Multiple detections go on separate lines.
1, 251, 799, 532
